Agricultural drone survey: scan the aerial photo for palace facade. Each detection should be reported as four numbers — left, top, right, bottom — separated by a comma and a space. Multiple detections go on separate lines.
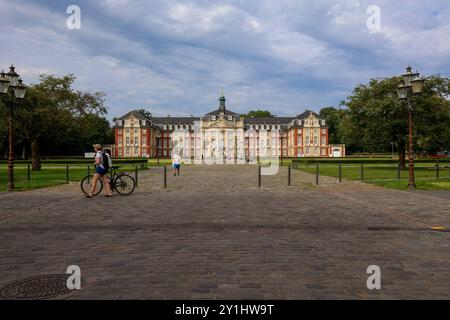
113, 94, 345, 159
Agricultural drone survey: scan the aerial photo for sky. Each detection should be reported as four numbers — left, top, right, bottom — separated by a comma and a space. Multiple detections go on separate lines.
1, 0, 450, 118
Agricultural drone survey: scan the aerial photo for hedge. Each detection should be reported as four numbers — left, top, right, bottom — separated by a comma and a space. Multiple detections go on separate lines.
0, 159, 148, 166
292, 158, 449, 165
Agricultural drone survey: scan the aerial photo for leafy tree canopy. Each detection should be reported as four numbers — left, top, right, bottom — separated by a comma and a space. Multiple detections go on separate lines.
242, 110, 275, 118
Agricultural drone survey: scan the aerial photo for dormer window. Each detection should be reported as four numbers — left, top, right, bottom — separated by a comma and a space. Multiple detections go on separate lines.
211, 115, 217, 121
297, 120, 302, 126
228, 116, 233, 121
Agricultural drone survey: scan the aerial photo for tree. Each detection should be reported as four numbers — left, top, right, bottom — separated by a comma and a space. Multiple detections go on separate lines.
340, 75, 450, 167
14, 74, 107, 170
319, 107, 344, 145
242, 110, 275, 117
135, 108, 152, 119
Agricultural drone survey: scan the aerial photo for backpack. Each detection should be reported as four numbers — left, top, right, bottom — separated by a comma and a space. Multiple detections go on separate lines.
101, 152, 111, 172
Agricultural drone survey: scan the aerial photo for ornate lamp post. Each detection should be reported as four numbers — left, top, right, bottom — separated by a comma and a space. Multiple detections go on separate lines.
396, 66, 425, 189
0, 65, 27, 191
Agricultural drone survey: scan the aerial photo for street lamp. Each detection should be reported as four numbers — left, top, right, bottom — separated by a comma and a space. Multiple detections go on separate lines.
0, 65, 27, 191
396, 65, 425, 189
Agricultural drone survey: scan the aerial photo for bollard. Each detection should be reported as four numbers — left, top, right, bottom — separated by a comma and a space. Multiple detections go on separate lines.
315, 163, 319, 185
66, 165, 69, 183
164, 166, 167, 189
339, 162, 342, 183
258, 166, 261, 188
27, 163, 31, 181
87, 165, 90, 183
397, 162, 401, 180
360, 163, 364, 180
288, 165, 291, 186
135, 166, 138, 187
436, 161, 440, 179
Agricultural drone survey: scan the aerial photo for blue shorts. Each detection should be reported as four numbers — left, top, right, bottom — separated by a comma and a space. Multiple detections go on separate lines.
173, 164, 180, 169
95, 166, 107, 176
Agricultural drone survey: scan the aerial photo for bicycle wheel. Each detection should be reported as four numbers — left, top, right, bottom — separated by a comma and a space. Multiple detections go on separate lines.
113, 174, 136, 196
80, 175, 103, 196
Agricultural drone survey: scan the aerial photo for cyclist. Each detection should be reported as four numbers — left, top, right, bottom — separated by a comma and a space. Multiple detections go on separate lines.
86, 144, 112, 198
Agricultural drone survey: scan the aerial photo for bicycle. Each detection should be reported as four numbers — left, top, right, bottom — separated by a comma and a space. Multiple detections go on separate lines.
80, 166, 136, 196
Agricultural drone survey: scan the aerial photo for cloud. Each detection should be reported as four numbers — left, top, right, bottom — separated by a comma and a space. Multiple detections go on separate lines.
0, 0, 449, 119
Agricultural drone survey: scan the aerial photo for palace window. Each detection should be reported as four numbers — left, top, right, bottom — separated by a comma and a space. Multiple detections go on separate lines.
314, 136, 318, 145
134, 137, 139, 145
118, 137, 123, 145
118, 129, 122, 134
142, 129, 147, 135
306, 137, 310, 145
126, 137, 130, 145
142, 136, 147, 146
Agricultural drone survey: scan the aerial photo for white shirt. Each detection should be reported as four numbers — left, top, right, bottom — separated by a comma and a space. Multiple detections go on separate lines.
172, 154, 181, 165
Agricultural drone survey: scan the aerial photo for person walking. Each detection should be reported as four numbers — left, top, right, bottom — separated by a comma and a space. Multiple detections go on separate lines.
86, 144, 112, 198
172, 152, 181, 176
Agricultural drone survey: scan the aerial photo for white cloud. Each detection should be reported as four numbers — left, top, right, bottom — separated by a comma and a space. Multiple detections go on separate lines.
1, 0, 449, 119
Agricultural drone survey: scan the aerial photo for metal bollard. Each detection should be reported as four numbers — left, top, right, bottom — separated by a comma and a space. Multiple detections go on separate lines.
288, 165, 291, 186
66, 165, 69, 183
164, 166, 167, 189
436, 161, 440, 179
87, 165, 90, 183
27, 163, 31, 181
397, 162, 401, 180
315, 164, 319, 185
135, 166, 138, 187
360, 163, 364, 180
258, 166, 261, 188
339, 162, 342, 183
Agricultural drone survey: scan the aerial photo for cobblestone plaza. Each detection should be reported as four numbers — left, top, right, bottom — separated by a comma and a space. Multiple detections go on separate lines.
1, 165, 449, 299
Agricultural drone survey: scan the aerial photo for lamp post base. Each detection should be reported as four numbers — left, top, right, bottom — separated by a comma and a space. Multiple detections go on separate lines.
407, 183, 416, 189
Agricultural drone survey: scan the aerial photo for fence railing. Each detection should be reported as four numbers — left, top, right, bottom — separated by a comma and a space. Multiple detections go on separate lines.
0, 163, 147, 191
292, 161, 450, 184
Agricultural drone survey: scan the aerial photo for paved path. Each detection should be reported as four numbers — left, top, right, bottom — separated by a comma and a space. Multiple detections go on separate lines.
0, 165, 449, 299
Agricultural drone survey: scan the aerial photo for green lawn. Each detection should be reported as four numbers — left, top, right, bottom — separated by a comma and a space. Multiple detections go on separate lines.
0, 164, 146, 192
295, 163, 450, 190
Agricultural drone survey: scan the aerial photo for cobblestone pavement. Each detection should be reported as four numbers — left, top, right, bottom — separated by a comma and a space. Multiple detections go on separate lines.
0, 165, 449, 299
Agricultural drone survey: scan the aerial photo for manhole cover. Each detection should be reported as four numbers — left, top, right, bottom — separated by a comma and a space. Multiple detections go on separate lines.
0, 274, 74, 300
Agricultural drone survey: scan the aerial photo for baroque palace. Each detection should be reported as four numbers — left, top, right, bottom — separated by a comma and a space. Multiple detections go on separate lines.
113, 94, 345, 160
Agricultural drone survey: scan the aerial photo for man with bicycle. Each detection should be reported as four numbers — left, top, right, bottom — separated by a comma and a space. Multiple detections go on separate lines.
86, 144, 113, 198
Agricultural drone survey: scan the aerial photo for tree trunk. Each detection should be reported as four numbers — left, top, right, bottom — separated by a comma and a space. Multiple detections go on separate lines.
398, 139, 406, 170
31, 140, 41, 171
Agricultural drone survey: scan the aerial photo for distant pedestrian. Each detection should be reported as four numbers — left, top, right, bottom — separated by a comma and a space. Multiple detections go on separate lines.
86, 144, 112, 198
172, 153, 181, 176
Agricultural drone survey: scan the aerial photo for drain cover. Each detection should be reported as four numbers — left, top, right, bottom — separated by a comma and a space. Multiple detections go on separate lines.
0, 275, 74, 300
